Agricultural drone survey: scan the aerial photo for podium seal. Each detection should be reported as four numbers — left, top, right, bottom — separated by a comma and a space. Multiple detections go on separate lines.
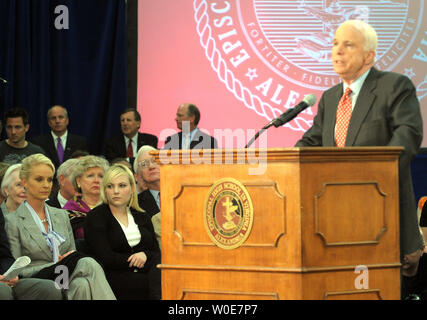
204, 178, 254, 250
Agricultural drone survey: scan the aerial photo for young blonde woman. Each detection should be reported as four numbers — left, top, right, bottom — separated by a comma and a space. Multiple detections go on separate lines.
4, 154, 115, 300
84, 164, 161, 300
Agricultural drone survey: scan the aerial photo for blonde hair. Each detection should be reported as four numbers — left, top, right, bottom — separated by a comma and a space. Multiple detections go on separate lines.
101, 164, 142, 212
69, 155, 109, 192
20, 154, 55, 180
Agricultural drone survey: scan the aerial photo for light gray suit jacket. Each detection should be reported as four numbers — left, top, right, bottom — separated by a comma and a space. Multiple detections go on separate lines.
4, 203, 75, 278
296, 67, 423, 256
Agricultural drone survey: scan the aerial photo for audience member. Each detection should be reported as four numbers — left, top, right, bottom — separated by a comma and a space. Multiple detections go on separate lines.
32, 105, 89, 169
111, 157, 133, 172
0, 207, 63, 300
104, 108, 158, 166
63, 155, 109, 240
0, 164, 26, 216
0, 108, 44, 164
134, 146, 162, 247
134, 146, 161, 218
70, 150, 89, 159
294, 20, 423, 299
4, 153, 115, 300
0, 163, 10, 204
84, 164, 161, 300
46, 158, 79, 209
164, 103, 218, 150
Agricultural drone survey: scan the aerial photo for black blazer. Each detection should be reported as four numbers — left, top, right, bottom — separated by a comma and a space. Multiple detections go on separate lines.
83, 204, 159, 272
32, 132, 89, 168
104, 132, 158, 164
0, 208, 15, 274
296, 67, 423, 255
164, 129, 218, 150
138, 190, 160, 218
45, 193, 61, 209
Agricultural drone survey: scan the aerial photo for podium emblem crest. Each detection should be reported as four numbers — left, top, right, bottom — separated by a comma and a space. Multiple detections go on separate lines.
204, 178, 254, 250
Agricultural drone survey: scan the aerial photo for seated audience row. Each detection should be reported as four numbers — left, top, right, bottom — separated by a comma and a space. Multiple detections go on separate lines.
0, 103, 217, 169
0, 150, 162, 300
3, 154, 116, 300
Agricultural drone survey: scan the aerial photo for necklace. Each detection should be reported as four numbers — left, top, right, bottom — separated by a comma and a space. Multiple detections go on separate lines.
41, 217, 48, 223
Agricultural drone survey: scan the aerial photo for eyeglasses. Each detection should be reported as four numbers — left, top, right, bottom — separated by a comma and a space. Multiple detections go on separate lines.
138, 158, 158, 169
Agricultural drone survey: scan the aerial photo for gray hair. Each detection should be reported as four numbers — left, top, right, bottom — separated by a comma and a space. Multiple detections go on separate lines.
47, 105, 68, 119
133, 145, 158, 172
69, 155, 110, 191
56, 158, 80, 180
1, 164, 22, 197
338, 20, 378, 52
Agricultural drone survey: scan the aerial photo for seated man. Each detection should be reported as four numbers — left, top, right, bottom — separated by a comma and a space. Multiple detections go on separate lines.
0, 108, 45, 165
104, 108, 158, 168
46, 158, 80, 208
134, 145, 161, 218
164, 103, 217, 150
33, 105, 89, 169
134, 145, 162, 248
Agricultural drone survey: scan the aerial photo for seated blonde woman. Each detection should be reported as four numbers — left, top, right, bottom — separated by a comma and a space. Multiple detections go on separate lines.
63, 155, 109, 240
1, 164, 26, 215
84, 164, 161, 300
4, 154, 116, 300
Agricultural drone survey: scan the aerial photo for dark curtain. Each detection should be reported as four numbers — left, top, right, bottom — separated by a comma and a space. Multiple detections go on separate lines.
0, 0, 128, 156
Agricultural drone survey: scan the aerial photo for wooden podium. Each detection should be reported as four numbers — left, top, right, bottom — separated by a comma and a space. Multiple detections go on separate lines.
155, 147, 403, 300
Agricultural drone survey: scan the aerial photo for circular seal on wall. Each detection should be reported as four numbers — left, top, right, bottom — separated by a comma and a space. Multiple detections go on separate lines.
193, 0, 426, 131
204, 178, 254, 250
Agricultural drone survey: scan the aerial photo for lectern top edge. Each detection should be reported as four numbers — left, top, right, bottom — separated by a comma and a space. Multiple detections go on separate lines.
149, 147, 403, 164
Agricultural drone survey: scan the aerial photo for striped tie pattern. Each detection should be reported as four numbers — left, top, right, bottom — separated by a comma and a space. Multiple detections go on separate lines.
335, 87, 353, 147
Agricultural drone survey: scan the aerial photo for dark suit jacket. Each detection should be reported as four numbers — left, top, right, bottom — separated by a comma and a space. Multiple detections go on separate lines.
32, 132, 89, 168
296, 67, 423, 255
83, 204, 159, 271
45, 193, 61, 209
164, 129, 218, 150
0, 208, 14, 274
138, 190, 160, 218
104, 132, 158, 164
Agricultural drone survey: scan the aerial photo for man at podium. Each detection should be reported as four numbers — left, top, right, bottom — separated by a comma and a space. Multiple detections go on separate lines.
295, 20, 423, 298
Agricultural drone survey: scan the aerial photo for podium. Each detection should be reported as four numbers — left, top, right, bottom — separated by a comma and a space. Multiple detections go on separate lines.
155, 147, 402, 300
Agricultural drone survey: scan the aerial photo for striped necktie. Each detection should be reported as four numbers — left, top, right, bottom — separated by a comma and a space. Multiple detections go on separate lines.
335, 87, 353, 147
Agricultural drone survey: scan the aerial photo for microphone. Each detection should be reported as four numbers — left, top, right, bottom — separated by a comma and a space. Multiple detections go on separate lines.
245, 94, 317, 148
0, 77, 7, 84
267, 94, 317, 129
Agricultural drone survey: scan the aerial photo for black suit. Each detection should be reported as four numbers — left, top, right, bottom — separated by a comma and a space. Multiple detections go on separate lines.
296, 67, 423, 256
104, 132, 158, 164
83, 204, 161, 300
32, 132, 89, 168
45, 193, 61, 209
138, 190, 160, 218
0, 208, 14, 274
164, 129, 218, 150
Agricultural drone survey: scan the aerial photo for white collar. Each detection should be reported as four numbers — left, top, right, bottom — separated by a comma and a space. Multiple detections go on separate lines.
51, 130, 68, 141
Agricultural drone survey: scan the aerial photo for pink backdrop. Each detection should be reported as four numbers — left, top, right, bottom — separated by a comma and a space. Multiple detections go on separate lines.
138, 0, 427, 148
